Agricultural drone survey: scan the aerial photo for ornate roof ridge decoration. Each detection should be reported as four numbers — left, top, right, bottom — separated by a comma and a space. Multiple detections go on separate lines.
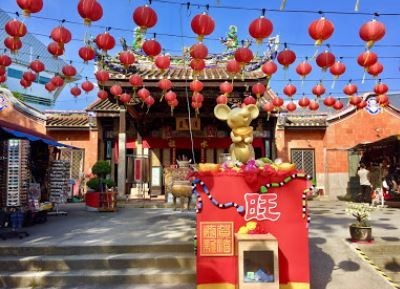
97, 35, 280, 81
327, 92, 400, 123
277, 112, 328, 128
0, 88, 46, 122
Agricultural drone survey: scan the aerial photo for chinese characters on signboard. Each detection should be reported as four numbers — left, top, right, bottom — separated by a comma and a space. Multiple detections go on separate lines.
199, 222, 234, 256
244, 193, 281, 222
176, 117, 201, 131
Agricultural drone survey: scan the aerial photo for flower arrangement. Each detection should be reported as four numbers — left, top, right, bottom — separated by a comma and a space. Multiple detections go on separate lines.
345, 202, 375, 227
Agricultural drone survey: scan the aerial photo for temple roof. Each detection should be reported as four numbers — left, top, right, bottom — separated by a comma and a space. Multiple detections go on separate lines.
277, 113, 328, 128
45, 112, 90, 130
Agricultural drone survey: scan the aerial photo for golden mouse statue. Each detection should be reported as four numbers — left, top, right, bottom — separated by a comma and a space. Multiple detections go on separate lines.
214, 103, 259, 164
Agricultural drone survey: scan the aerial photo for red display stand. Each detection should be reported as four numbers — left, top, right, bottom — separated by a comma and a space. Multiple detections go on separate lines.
194, 171, 311, 289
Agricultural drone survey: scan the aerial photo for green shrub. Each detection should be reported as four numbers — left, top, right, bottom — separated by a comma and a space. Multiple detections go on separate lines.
87, 161, 114, 191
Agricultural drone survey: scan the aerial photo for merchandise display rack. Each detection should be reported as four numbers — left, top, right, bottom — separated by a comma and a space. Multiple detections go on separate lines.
48, 160, 70, 216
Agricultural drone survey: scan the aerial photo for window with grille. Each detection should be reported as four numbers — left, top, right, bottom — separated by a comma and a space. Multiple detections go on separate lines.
60, 149, 84, 180
291, 149, 315, 179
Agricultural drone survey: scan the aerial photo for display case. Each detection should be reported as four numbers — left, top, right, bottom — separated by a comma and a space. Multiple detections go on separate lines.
236, 233, 279, 289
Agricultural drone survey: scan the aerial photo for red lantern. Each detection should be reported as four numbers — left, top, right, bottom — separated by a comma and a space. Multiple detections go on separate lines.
191, 12, 215, 41
168, 98, 179, 115
142, 39, 161, 57
0, 54, 12, 67
226, 59, 241, 75
298, 96, 311, 108
251, 82, 266, 98
129, 74, 143, 88
272, 97, 284, 108
47, 41, 64, 58
333, 100, 344, 110
357, 100, 367, 109
248, 15, 273, 44
155, 55, 170, 71
4, 37, 22, 54
137, 88, 150, 101
357, 50, 377, 68
119, 93, 132, 104
22, 70, 36, 82
81, 80, 94, 93
97, 90, 108, 100
45, 81, 56, 93
283, 83, 297, 98
158, 78, 172, 91
323, 95, 336, 107
277, 47, 296, 69
189, 80, 204, 92
349, 95, 362, 106
296, 60, 312, 79
234, 47, 253, 65
377, 94, 389, 106
219, 81, 233, 96
29, 59, 45, 74
145, 95, 155, 107
110, 84, 122, 97
359, 19, 385, 49
95, 32, 116, 53
0, 67, 5, 76
373, 82, 388, 95
308, 17, 334, 46
329, 60, 346, 79
70, 85, 81, 97
95, 70, 110, 84
50, 26, 72, 46
51, 75, 64, 87
62, 64, 77, 79
77, 0, 103, 25
312, 82, 326, 98
192, 93, 204, 103
20, 78, 31, 89
5, 19, 27, 38
190, 59, 205, 72
244, 95, 257, 105
0, 75, 6, 84
133, 5, 158, 31
190, 43, 208, 59
343, 82, 358, 96
309, 100, 319, 111
119, 51, 135, 69
17, 0, 43, 16
262, 102, 275, 113
165, 90, 177, 102
316, 50, 336, 71
79, 46, 96, 63
216, 94, 228, 104
286, 102, 297, 112
366, 62, 383, 77
262, 60, 277, 78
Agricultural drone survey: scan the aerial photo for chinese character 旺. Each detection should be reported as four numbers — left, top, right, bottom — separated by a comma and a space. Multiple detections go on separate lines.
244, 193, 281, 222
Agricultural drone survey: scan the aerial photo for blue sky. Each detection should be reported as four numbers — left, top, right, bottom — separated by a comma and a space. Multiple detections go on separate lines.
1, 0, 400, 110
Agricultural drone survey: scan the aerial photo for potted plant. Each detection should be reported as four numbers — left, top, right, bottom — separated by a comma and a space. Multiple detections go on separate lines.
345, 202, 375, 242
86, 160, 116, 211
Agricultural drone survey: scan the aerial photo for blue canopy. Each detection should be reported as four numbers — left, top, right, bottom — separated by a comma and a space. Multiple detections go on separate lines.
1, 127, 78, 149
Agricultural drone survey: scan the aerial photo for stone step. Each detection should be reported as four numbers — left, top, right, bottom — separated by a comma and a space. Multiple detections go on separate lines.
0, 268, 196, 288
0, 244, 194, 256
0, 252, 195, 271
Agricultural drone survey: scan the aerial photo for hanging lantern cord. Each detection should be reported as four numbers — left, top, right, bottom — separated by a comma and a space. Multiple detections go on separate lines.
261, 8, 266, 16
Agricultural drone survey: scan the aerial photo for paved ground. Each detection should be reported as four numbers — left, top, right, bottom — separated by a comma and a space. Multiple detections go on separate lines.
0, 199, 399, 289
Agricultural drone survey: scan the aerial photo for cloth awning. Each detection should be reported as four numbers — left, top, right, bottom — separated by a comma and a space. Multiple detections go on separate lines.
0, 127, 77, 149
